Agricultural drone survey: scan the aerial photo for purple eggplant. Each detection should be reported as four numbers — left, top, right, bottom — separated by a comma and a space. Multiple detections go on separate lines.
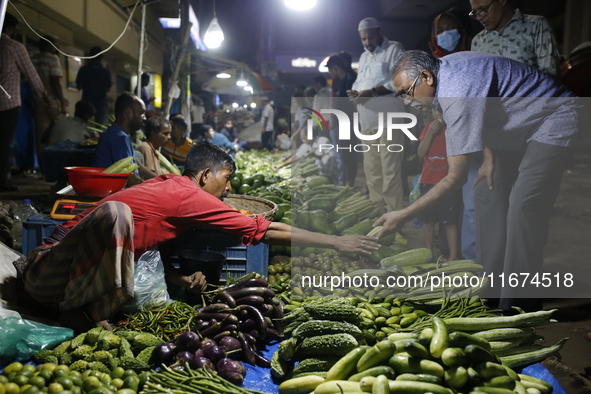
201, 338, 217, 353
150, 343, 175, 365
194, 356, 215, 371
203, 345, 226, 364
220, 324, 238, 332
213, 291, 236, 308
173, 351, 197, 369
219, 336, 242, 360
243, 332, 257, 345
194, 348, 204, 358
237, 332, 256, 365
200, 303, 231, 313
196, 312, 233, 322
253, 350, 271, 368
217, 358, 246, 386
227, 286, 275, 301
239, 318, 256, 331
235, 295, 265, 307
236, 304, 268, 339
260, 304, 275, 317
213, 330, 233, 343
175, 331, 201, 352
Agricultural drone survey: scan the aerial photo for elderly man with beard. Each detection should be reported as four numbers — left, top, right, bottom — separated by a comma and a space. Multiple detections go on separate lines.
347, 17, 405, 214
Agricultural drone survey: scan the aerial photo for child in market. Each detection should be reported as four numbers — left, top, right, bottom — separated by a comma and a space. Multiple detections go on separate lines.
417, 109, 461, 261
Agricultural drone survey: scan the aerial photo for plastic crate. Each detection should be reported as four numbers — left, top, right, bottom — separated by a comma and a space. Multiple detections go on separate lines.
22, 214, 64, 256
171, 228, 269, 281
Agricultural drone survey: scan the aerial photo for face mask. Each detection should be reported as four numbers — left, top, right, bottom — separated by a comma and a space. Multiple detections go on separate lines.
436, 29, 461, 52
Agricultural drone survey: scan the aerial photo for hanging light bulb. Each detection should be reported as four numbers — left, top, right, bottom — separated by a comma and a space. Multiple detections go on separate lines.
236, 69, 248, 86
204, 0, 224, 48
285, 0, 317, 11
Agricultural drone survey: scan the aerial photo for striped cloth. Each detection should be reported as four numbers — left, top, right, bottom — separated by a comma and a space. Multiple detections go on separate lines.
22, 201, 135, 321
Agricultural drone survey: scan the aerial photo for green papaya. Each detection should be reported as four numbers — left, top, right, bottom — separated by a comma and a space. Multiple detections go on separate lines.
342, 219, 374, 235
309, 210, 333, 234
334, 213, 359, 232
274, 205, 285, 221
293, 210, 309, 229
306, 176, 329, 188
377, 232, 397, 246
369, 245, 395, 263
390, 242, 408, 255
307, 197, 337, 213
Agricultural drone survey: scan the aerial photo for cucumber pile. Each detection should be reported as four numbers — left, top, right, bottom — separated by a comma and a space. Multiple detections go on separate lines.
277, 312, 565, 394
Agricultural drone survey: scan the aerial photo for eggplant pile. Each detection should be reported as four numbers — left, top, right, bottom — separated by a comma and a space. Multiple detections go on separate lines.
150, 331, 248, 385
193, 275, 284, 368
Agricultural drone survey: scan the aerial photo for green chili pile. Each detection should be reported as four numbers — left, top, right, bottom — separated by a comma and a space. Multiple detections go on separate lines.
114, 301, 197, 342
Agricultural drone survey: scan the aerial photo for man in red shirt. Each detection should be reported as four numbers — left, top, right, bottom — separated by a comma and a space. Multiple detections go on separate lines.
22, 141, 379, 331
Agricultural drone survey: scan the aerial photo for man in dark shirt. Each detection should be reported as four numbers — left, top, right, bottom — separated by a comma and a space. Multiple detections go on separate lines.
220, 120, 246, 149
76, 46, 112, 124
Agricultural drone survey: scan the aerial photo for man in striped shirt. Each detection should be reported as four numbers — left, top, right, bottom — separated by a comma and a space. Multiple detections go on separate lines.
162, 116, 193, 171
0, 13, 46, 191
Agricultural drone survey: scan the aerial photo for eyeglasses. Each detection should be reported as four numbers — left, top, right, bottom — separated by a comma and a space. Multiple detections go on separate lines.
396, 75, 420, 99
469, 0, 497, 18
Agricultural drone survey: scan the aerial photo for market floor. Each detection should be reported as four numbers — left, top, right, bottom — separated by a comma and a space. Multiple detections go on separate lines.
2, 152, 591, 392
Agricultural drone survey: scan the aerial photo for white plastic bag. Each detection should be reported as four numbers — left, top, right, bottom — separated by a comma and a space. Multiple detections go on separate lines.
122, 250, 172, 312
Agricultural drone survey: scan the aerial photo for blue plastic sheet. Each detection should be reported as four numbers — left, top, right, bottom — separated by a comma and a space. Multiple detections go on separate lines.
522, 363, 566, 394
243, 341, 279, 394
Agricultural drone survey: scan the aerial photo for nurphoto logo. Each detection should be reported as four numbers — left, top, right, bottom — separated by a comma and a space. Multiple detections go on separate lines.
303, 107, 418, 153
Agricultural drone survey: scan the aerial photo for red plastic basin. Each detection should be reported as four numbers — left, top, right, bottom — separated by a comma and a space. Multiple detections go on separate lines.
65, 167, 131, 197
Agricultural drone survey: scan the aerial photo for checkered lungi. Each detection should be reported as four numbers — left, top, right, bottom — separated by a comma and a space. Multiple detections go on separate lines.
22, 201, 135, 321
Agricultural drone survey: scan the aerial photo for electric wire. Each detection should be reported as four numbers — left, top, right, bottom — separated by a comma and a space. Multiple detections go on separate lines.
8, 0, 141, 60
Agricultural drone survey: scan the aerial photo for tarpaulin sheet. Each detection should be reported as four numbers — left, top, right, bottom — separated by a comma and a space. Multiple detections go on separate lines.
243, 341, 279, 393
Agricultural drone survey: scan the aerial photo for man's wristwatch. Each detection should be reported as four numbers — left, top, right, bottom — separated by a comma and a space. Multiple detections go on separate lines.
371, 88, 378, 97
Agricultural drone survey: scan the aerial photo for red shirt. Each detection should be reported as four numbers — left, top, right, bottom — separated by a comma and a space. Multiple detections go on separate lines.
61, 174, 271, 259
419, 123, 449, 185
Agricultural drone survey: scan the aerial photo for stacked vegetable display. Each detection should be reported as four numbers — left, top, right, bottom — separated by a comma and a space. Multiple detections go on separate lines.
147, 274, 283, 385
277, 310, 566, 394
33, 327, 163, 372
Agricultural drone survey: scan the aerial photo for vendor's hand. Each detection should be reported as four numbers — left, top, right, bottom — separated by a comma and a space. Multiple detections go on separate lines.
181, 271, 207, 293
335, 235, 380, 255
374, 210, 406, 238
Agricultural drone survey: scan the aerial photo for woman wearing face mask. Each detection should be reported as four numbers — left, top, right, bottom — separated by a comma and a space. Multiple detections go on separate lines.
429, 11, 471, 58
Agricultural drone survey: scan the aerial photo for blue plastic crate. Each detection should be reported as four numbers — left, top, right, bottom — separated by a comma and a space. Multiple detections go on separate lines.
172, 228, 269, 281
22, 214, 64, 256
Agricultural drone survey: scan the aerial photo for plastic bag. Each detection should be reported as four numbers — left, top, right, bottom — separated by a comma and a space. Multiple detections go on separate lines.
409, 173, 422, 203
122, 249, 172, 312
0, 316, 74, 366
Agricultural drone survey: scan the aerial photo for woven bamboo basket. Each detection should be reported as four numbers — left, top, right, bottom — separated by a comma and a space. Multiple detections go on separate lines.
224, 194, 278, 221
